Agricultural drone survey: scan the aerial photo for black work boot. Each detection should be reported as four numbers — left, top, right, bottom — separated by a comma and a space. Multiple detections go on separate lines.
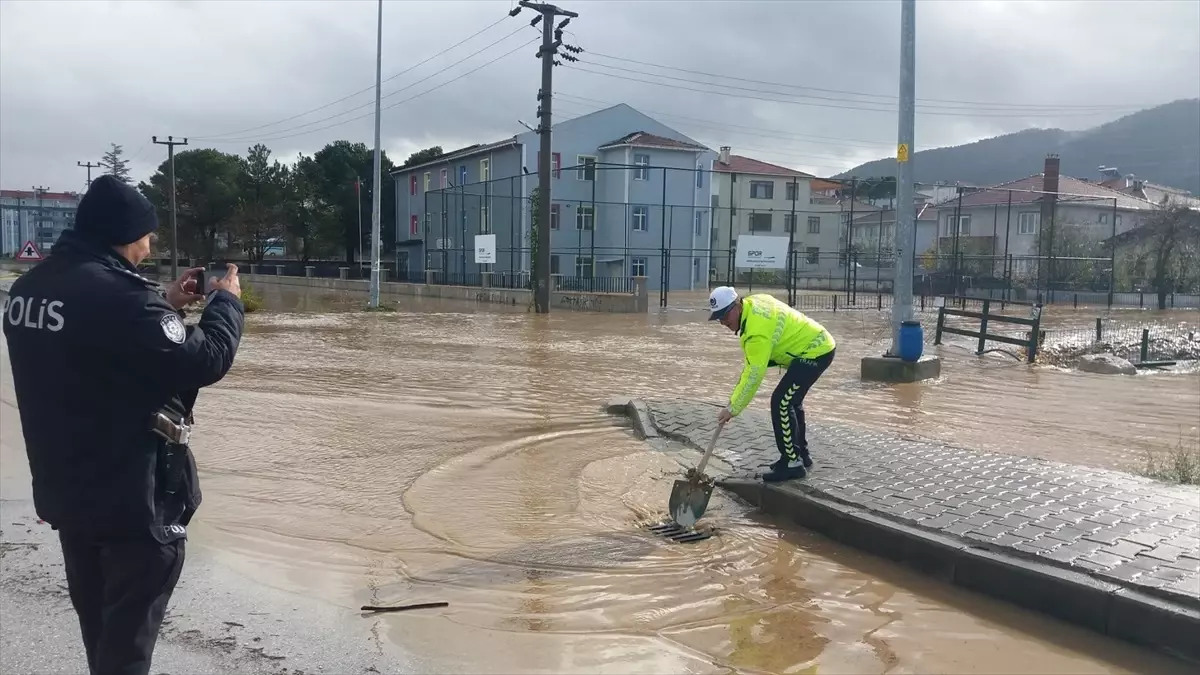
799, 450, 813, 469
763, 457, 807, 482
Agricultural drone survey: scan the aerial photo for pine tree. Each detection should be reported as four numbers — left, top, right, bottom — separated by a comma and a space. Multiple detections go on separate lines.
99, 143, 132, 183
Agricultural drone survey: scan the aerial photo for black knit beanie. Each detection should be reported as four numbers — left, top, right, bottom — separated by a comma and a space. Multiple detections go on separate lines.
75, 175, 160, 246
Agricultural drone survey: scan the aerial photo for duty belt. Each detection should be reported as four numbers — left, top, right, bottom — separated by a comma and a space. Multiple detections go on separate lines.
151, 412, 191, 446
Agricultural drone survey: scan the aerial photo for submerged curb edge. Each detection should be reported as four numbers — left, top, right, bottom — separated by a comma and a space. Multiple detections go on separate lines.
604, 398, 1200, 666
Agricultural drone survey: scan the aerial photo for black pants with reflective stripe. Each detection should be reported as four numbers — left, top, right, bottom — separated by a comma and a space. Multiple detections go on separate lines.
770, 349, 836, 462
58, 531, 185, 675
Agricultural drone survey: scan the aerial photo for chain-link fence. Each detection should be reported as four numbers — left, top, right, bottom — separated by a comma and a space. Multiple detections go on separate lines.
165, 160, 1199, 311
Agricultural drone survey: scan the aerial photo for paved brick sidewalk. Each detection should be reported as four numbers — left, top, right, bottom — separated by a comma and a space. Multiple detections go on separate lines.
640, 399, 1200, 606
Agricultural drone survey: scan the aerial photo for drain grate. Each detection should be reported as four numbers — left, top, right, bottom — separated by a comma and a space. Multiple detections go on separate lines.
645, 521, 714, 543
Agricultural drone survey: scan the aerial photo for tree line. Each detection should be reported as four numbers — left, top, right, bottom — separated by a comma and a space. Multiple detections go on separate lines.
97, 141, 444, 263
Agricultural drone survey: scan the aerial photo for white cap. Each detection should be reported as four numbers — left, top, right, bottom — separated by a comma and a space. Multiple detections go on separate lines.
708, 286, 738, 320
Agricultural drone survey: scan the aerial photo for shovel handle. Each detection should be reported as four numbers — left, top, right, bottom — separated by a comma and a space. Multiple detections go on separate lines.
694, 422, 724, 477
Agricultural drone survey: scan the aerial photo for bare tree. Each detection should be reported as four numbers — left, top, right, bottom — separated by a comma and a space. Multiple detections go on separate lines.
1112, 198, 1200, 309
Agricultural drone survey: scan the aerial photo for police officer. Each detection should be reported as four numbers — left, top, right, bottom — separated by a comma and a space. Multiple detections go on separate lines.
708, 286, 836, 482
2, 175, 245, 675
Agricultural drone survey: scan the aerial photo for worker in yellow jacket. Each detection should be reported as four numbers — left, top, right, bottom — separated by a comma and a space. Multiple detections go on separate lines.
709, 286, 836, 482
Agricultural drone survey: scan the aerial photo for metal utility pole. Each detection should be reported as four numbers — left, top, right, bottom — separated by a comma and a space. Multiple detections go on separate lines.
368, 0, 384, 308
152, 135, 189, 278
511, 0, 580, 313
356, 176, 363, 267
889, 0, 916, 355
77, 161, 102, 188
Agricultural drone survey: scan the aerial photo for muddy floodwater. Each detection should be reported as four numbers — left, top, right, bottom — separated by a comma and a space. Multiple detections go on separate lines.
7, 280, 1196, 674
165, 285, 1197, 674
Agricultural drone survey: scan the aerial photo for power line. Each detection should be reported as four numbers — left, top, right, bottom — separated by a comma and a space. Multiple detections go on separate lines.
555, 92, 892, 148
582, 51, 1152, 111
208, 37, 538, 145
551, 98, 871, 167
195, 26, 529, 143
190, 15, 512, 141
564, 62, 1149, 118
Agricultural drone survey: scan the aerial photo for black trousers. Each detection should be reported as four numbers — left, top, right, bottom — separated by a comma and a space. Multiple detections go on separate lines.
58, 531, 185, 675
770, 349, 836, 462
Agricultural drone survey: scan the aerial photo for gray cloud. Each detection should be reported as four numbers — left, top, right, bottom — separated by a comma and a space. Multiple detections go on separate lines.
2, 0, 1197, 193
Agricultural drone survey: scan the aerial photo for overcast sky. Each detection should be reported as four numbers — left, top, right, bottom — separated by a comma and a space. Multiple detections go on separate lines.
2, 0, 1198, 193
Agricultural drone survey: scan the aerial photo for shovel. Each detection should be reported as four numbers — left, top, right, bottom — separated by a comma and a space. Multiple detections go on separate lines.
667, 422, 725, 528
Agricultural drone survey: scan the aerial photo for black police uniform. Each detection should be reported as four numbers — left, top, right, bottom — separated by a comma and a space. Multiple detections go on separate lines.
2, 176, 244, 675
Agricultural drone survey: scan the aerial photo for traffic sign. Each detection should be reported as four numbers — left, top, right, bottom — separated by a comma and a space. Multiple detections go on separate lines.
16, 240, 42, 261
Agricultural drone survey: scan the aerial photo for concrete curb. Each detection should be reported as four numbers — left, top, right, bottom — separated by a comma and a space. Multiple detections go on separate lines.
605, 399, 1200, 665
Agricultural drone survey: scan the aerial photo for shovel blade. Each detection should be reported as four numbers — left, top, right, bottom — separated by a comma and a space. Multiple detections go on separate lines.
667, 478, 714, 528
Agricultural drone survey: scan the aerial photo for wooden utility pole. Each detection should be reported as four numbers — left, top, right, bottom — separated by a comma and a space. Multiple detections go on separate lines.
510, 0, 580, 313
77, 161, 102, 188
152, 136, 189, 278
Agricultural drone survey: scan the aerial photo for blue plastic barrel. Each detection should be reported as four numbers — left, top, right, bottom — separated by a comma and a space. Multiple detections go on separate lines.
898, 320, 923, 362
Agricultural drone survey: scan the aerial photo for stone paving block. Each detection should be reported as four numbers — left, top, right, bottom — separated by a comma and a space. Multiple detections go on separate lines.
635, 398, 1200, 608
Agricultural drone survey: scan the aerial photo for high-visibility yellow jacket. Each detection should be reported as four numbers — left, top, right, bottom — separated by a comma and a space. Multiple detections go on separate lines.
728, 294, 835, 416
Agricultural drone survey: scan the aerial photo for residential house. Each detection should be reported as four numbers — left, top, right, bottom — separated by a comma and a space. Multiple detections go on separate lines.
930, 156, 1159, 281
710, 148, 870, 281
849, 202, 939, 266
391, 104, 715, 291
0, 189, 81, 257
1096, 168, 1200, 209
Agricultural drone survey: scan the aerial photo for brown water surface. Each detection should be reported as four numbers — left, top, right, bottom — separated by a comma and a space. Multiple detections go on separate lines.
169, 285, 1199, 673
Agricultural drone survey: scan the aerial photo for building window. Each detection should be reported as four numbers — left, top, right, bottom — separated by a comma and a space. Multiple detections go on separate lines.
632, 206, 648, 231
410, 214, 419, 236
577, 155, 596, 181
479, 158, 490, 182
694, 210, 704, 236
423, 172, 431, 192
749, 212, 772, 232
1018, 212, 1039, 235
480, 206, 490, 234
552, 152, 561, 178
807, 216, 821, 234
410, 175, 417, 196
1099, 213, 1108, 225
550, 203, 560, 230
784, 214, 796, 233
695, 163, 704, 189
806, 247, 820, 265
750, 181, 774, 199
576, 205, 594, 230
945, 214, 970, 236
631, 256, 647, 277
786, 182, 798, 201
550, 254, 560, 275
633, 154, 650, 181
458, 165, 467, 186
575, 255, 594, 278
1115, 215, 1123, 228
440, 169, 448, 188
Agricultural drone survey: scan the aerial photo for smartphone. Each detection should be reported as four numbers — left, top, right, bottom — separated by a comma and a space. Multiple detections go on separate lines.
196, 270, 206, 295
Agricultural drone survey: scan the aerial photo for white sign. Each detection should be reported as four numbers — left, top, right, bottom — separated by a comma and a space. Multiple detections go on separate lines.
474, 234, 496, 264
734, 235, 788, 269
16, 240, 42, 261
435, 238, 452, 250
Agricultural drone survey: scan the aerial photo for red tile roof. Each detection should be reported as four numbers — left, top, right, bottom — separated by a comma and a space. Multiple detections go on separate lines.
1098, 177, 1200, 208
851, 203, 937, 225
810, 178, 842, 192
711, 154, 815, 178
940, 174, 1156, 211
597, 131, 708, 151
1, 189, 81, 201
